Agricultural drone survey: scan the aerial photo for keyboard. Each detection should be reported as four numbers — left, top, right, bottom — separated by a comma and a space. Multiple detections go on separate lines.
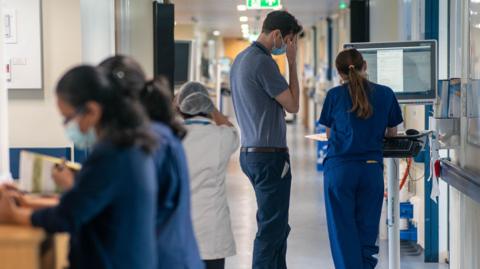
383, 138, 424, 158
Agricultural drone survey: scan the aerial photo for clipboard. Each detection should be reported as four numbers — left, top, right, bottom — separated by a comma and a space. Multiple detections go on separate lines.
18, 151, 81, 194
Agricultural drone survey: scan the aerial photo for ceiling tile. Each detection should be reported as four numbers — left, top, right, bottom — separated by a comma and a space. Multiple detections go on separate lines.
174, 0, 347, 37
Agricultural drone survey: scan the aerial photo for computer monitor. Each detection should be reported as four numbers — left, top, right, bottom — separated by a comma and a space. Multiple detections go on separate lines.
174, 40, 194, 86
344, 41, 437, 104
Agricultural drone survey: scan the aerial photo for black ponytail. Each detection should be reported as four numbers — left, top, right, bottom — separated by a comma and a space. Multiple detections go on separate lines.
56, 65, 156, 153
99, 55, 187, 139
140, 78, 187, 139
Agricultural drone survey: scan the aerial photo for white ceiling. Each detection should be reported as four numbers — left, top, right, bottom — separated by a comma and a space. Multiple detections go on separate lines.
174, 0, 348, 37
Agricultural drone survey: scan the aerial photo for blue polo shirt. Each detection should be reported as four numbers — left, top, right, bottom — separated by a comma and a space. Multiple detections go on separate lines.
231, 41, 289, 148
319, 82, 403, 165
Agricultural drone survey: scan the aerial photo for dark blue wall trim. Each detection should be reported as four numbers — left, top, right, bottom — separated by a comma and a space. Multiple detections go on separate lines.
327, 18, 333, 81
74, 148, 89, 164
425, 0, 440, 42
313, 26, 318, 78
424, 0, 439, 263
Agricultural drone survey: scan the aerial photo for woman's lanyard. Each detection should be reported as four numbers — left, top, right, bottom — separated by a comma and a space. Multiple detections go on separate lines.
184, 119, 212, 126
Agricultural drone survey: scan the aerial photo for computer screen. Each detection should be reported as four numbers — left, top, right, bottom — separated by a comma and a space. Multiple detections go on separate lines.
344, 41, 437, 103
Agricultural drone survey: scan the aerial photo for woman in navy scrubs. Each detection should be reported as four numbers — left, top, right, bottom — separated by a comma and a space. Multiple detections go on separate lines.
319, 49, 403, 269
99, 56, 204, 269
0, 65, 158, 269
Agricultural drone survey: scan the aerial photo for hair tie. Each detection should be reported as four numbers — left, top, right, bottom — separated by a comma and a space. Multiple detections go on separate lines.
115, 70, 125, 79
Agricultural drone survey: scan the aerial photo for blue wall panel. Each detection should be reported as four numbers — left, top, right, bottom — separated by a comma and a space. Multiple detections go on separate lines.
424, 0, 440, 262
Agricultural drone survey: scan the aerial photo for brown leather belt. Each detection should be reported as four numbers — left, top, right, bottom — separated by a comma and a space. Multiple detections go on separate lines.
240, 147, 289, 153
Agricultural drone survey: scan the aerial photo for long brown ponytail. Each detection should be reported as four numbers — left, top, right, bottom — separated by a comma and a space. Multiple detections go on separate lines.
335, 49, 373, 119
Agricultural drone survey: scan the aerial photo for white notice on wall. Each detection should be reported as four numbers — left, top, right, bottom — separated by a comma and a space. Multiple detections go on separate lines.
3, 9, 17, 44
4, 0, 43, 90
377, 50, 404, 92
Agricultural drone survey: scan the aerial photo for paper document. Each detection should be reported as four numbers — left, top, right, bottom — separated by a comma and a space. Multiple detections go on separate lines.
305, 133, 328, 142
448, 78, 461, 118
19, 151, 81, 194
377, 50, 404, 92
281, 162, 290, 179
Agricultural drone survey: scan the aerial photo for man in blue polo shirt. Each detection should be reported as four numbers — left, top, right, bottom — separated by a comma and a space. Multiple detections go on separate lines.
230, 11, 302, 269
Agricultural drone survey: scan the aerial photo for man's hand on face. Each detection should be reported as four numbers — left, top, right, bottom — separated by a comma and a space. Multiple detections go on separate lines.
286, 35, 298, 65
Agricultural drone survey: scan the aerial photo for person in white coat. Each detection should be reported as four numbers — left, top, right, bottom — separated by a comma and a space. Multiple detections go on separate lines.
176, 82, 239, 269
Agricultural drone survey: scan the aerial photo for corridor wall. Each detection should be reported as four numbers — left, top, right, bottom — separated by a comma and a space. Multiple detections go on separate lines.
8, 0, 82, 148
447, 0, 480, 267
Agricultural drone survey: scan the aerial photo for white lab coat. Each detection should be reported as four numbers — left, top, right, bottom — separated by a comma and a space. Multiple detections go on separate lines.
182, 116, 239, 260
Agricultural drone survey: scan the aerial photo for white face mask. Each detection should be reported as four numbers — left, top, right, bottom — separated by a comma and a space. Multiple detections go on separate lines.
65, 120, 97, 149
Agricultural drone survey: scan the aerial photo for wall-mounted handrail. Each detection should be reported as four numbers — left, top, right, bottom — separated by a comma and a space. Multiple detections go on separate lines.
440, 160, 480, 204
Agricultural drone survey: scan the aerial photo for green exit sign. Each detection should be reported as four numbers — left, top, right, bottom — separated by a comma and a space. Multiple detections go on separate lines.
246, 0, 282, 10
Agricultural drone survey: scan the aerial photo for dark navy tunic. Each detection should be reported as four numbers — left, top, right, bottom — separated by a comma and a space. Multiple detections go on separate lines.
31, 142, 158, 269
151, 122, 204, 269
319, 82, 404, 165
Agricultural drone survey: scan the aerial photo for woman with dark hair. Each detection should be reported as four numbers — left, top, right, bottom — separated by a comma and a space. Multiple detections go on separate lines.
319, 48, 403, 269
0, 65, 158, 269
98, 56, 204, 269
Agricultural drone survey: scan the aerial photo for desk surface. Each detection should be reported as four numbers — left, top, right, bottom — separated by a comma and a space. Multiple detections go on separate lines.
0, 225, 47, 269
0, 225, 45, 243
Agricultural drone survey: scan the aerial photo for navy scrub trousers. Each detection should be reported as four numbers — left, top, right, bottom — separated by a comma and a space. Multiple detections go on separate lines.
240, 151, 292, 269
324, 160, 384, 269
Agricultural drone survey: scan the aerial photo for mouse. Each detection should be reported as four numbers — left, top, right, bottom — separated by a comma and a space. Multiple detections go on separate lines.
405, 129, 420, 136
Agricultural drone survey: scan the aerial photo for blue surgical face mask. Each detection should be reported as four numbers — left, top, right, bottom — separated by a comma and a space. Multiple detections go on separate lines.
65, 120, 97, 149
271, 34, 287, 55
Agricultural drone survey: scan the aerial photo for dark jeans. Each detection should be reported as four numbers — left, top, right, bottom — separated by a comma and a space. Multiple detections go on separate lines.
240, 152, 292, 269
204, 259, 225, 269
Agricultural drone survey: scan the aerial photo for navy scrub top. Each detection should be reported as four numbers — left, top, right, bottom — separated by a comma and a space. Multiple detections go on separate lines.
31, 141, 158, 269
151, 122, 204, 269
319, 82, 403, 166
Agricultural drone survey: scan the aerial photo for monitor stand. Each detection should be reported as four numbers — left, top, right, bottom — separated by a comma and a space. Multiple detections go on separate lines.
387, 158, 400, 269
383, 131, 430, 269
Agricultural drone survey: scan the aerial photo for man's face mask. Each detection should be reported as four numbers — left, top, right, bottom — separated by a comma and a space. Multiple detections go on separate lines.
272, 32, 287, 55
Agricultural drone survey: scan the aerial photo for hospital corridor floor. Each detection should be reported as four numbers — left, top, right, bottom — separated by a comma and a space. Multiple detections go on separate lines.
224, 124, 448, 269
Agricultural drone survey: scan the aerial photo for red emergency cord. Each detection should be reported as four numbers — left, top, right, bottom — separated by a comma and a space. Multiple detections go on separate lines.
434, 160, 441, 178
5, 63, 11, 82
